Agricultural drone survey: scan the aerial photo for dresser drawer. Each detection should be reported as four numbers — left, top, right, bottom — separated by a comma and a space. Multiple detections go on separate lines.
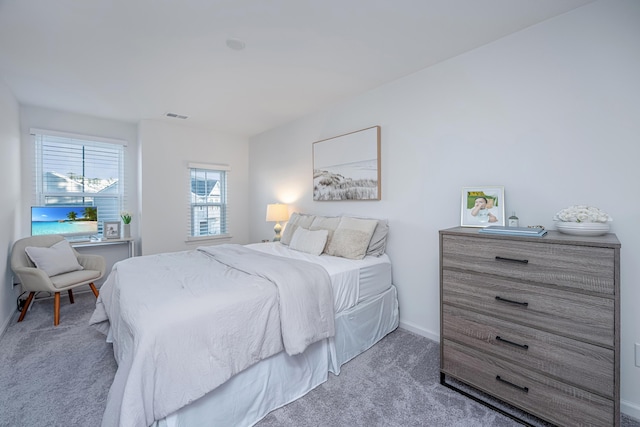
442, 269, 614, 347
442, 235, 615, 294
442, 304, 614, 396
442, 340, 614, 427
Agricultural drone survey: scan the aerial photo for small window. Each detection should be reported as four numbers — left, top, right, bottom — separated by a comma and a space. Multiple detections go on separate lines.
189, 164, 229, 238
32, 129, 127, 232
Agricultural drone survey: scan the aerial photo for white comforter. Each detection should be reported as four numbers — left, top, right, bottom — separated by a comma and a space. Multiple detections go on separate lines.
90, 244, 334, 427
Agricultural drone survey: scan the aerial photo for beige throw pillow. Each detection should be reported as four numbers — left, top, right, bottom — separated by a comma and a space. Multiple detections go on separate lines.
25, 240, 84, 277
326, 217, 378, 260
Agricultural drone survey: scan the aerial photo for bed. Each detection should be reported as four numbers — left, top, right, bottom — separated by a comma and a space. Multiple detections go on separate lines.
90, 214, 399, 427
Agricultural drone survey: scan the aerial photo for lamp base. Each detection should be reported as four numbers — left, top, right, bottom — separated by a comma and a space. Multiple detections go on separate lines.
273, 222, 282, 242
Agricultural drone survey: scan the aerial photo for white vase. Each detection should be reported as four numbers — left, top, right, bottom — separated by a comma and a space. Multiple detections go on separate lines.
122, 223, 131, 239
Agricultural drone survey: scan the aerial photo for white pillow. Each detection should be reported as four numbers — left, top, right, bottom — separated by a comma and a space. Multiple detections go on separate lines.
25, 240, 84, 277
289, 227, 328, 256
326, 216, 378, 260
280, 212, 316, 245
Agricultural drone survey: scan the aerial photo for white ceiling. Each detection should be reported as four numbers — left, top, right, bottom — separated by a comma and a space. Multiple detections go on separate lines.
0, 0, 595, 137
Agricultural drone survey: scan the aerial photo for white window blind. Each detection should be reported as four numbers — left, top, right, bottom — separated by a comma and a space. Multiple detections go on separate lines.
188, 163, 230, 239
32, 129, 127, 233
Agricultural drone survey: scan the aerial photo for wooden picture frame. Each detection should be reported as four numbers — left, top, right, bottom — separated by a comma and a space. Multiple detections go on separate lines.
104, 221, 121, 239
460, 186, 505, 227
312, 126, 381, 201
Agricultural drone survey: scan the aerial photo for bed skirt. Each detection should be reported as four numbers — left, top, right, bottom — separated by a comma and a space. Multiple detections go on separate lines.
155, 285, 399, 427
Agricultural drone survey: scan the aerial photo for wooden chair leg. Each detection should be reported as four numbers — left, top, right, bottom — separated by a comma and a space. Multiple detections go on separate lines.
54, 292, 60, 326
89, 283, 99, 298
17, 292, 35, 322
68, 289, 75, 304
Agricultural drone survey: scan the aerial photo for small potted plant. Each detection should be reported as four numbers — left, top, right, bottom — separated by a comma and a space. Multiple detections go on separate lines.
121, 211, 132, 238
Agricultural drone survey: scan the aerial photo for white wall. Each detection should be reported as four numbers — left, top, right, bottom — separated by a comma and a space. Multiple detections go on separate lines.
0, 78, 21, 336
138, 119, 250, 255
248, 0, 640, 417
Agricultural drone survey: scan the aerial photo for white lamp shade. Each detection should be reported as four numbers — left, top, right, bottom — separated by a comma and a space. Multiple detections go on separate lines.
266, 204, 289, 222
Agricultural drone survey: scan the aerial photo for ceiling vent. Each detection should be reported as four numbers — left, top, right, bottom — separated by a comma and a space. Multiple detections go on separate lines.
165, 113, 188, 120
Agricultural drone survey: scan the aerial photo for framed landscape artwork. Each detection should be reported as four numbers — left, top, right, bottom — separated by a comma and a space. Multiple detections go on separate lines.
460, 186, 505, 227
312, 126, 381, 201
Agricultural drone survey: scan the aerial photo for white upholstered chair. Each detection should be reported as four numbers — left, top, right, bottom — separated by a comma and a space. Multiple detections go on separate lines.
11, 235, 106, 326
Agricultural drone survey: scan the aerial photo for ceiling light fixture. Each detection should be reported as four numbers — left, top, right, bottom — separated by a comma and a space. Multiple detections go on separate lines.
225, 37, 246, 51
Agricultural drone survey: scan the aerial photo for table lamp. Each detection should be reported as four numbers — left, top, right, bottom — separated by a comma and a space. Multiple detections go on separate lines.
266, 203, 289, 241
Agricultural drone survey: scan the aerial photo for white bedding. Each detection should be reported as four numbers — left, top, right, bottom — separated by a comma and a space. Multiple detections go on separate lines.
157, 285, 399, 427
246, 242, 392, 312
90, 244, 334, 427
199, 245, 335, 355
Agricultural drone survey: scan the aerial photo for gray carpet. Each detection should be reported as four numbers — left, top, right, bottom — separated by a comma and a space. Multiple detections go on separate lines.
1, 291, 638, 427
0, 291, 117, 427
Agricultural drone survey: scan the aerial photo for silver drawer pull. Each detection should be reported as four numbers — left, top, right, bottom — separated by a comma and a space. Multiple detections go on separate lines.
496, 375, 529, 393
495, 256, 529, 264
496, 335, 529, 350
495, 296, 529, 307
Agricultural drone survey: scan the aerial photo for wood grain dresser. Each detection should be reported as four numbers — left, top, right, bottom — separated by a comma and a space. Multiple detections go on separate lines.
439, 226, 620, 426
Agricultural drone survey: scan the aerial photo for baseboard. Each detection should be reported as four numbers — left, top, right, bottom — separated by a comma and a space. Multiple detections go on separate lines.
622, 399, 640, 422
399, 320, 439, 342
0, 309, 13, 341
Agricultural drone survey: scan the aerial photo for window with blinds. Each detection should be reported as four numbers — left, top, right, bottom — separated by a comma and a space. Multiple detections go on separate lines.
189, 163, 229, 238
32, 129, 127, 233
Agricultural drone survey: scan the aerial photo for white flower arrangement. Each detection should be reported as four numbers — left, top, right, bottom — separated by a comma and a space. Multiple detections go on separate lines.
553, 205, 612, 223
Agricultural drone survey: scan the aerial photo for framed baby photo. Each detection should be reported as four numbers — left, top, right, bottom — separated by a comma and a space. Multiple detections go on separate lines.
104, 221, 121, 239
460, 186, 505, 227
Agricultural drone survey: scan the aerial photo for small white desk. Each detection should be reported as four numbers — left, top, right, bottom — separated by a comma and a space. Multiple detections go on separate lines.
70, 238, 135, 258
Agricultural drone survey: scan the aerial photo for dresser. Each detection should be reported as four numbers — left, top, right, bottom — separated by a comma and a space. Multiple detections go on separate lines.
439, 227, 620, 427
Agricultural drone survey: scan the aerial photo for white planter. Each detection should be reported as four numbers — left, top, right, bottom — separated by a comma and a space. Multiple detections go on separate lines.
122, 223, 131, 239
